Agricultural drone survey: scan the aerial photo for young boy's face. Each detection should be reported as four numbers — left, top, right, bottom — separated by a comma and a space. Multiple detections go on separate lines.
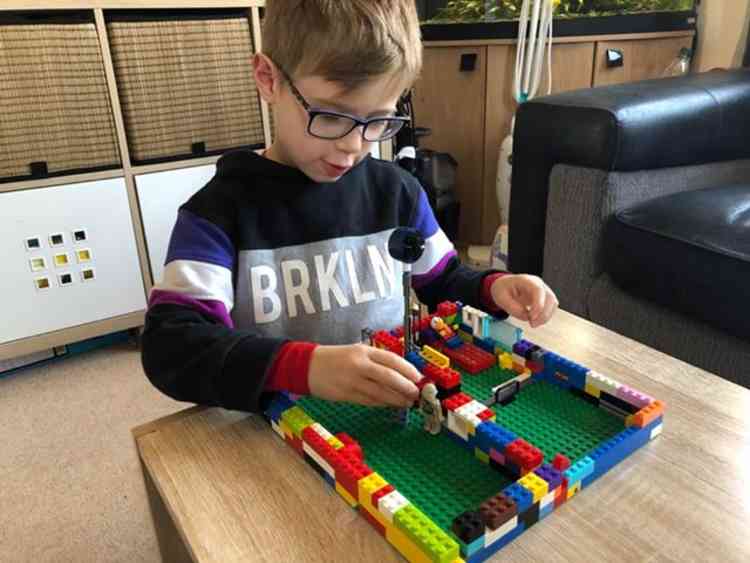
254, 55, 405, 183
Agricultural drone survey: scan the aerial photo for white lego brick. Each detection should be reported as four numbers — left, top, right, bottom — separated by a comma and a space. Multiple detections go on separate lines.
446, 410, 468, 441
378, 491, 409, 523
540, 490, 556, 510
650, 423, 664, 440
485, 515, 518, 547
302, 442, 335, 478
270, 419, 284, 438
455, 400, 486, 434
586, 370, 622, 396
310, 422, 333, 442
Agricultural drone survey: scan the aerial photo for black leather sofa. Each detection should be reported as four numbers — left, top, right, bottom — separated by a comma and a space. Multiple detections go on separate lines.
508, 69, 750, 387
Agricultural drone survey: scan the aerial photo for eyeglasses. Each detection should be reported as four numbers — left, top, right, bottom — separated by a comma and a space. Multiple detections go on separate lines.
277, 65, 410, 142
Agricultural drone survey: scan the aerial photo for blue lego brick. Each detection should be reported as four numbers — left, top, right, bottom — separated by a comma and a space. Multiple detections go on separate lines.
466, 521, 525, 563
583, 416, 663, 486
420, 327, 439, 344
512, 339, 533, 357
564, 456, 595, 486
474, 422, 517, 454
502, 482, 533, 513
264, 392, 297, 422
473, 336, 497, 354
541, 351, 588, 390
534, 463, 563, 491
458, 323, 473, 335
446, 335, 464, 349
405, 350, 427, 370
455, 533, 486, 559
445, 424, 478, 452
486, 319, 522, 351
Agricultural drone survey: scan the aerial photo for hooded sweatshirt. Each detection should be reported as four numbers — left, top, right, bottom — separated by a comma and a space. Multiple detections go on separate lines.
141, 149, 505, 412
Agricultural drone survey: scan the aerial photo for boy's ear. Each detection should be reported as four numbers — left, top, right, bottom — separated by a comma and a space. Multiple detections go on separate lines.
253, 53, 281, 104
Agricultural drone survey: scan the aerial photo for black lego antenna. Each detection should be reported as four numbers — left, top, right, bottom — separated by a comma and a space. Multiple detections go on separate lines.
388, 227, 425, 354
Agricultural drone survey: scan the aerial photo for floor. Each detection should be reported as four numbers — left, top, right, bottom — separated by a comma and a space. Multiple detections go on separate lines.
0, 340, 184, 562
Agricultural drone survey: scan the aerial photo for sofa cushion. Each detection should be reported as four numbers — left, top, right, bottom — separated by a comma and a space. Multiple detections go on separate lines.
605, 184, 750, 341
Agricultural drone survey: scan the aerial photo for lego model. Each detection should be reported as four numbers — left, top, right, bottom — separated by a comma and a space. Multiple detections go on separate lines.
419, 382, 444, 435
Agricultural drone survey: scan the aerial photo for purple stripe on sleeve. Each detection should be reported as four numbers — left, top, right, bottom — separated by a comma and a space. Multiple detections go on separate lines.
165, 209, 234, 270
149, 289, 234, 328
411, 249, 458, 289
410, 188, 440, 239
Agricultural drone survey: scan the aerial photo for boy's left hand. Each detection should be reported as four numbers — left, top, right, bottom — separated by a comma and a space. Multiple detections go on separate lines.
490, 274, 559, 328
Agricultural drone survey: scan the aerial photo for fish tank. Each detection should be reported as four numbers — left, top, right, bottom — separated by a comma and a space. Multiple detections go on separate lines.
418, 0, 697, 40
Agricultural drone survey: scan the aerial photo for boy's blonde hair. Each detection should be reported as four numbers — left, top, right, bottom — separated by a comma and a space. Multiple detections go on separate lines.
262, 0, 422, 92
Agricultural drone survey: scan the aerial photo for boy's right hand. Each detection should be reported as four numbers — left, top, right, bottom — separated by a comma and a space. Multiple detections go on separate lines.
308, 344, 422, 408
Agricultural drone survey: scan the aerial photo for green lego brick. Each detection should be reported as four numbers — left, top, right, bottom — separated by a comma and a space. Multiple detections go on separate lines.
394, 504, 460, 563
459, 365, 519, 400
296, 397, 513, 531
281, 406, 314, 438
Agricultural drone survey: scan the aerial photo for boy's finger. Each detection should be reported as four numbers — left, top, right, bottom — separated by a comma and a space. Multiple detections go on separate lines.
369, 348, 423, 384
366, 362, 420, 401
359, 379, 413, 408
526, 281, 547, 319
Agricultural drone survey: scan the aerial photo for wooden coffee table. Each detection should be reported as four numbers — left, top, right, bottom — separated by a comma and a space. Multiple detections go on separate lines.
133, 310, 750, 562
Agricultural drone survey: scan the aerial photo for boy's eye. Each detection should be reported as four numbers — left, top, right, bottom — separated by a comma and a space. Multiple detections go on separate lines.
317, 114, 346, 124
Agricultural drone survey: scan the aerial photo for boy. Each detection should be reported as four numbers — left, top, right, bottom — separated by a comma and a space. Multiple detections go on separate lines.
141, 0, 558, 413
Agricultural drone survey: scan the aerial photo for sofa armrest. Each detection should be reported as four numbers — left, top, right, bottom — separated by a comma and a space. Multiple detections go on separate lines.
509, 68, 750, 277
542, 159, 750, 317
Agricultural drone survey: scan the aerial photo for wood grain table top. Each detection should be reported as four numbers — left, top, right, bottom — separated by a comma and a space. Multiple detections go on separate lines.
133, 310, 750, 562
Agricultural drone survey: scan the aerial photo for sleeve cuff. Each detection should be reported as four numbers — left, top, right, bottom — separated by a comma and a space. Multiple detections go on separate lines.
480, 272, 509, 318
264, 341, 318, 395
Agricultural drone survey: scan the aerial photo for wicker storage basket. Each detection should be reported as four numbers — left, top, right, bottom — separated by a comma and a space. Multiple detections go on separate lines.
106, 10, 265, 164
0, 11, 121, 182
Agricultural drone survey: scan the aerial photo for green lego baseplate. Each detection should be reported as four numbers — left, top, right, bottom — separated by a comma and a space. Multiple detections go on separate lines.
264, 302, 665, 563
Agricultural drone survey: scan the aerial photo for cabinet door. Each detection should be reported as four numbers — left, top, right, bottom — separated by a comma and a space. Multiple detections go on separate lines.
482, 43, 594, 244
0, 178, 146, 345
413, 47, 487, 245
593, 36, 694, 87
136, 165, 217, 284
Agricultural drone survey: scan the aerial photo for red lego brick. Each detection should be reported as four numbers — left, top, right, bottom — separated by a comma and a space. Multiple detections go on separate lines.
555, 476, 569, 508
301, 426, 341, 467
442, 392, 472, 412
335, 432, 363, 460
477, 409, 495, 421
436, 342, 495, 374
437, 301, 458, 318
285, 433, 305, 456
552, 453, 571, 472
526, 360, 544, 373
371, 484, 396, 510
423, 363, 461, 390
372, 330, 404, 355
505, 438, 543, 472
332, 451, 372, 499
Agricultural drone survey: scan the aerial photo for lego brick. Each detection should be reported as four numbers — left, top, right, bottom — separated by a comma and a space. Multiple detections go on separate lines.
437, 301, 458, 318
552, 453, 571, 472
359, 504, 386, 536
518, 502, 540, 530
534, 463, 563, 491
542, 351, 588, 390
479, 492, 517, 531
466, 522, 524, 563
386, 523, 433, 563
446, 410, 469, 441
600, 391, 640, 415
358, 472, 388, 507
371, 484, 396, 509
269, 419, 284, 439
263, 392, 297, 423
327, 435, 345, 449
303, 452, 335, 487
585, 370, 622, 396
335, 432, 363, 460
484, 515, 518, 548
566, 481, 581, 499
443, 392, 473, 412
518, 472, 548, 503
498, 353, 513, 370
378, 490, 409, 523
424, 363, 462, 391
421, 345, 451, 369
564, 456, 595, 486
335, 482, 358, 507
616, 384, 654, 409
539, 498, 554, 520
504, 438, 543, 474
451, 510, 484, 544
395, 505, 460, 563
650, 422, 664, 440
539, 490, 556, 512
473, 336, 497, 354
627, 400, 665, 429
584, 383, 601, 399
438, 342, 496, 374
554, 476, 568, 509
475, 448, 489, 464
455, 400, 487, 435
280, 406, 314, 439
485, 318, 523, 351
456, 534, 486, 559
406, 350, 428, 371
302, 441, 335, 479
502, 482, 533, 513
474, 422, 517, 454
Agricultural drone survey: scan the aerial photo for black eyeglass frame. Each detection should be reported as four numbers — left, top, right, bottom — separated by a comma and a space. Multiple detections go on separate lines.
276, 65, 411, 142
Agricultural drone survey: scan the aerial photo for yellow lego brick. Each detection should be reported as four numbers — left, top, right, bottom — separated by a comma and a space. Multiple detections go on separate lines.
335, 482, 359, 507
279, 419, 293, 438
475, 448, 489, 464
518, 472, 549, 504
386, 524, 432, 563
567, 481, 581, 500
327, 436, 344, 449
585, 383, 601, 399
280, 406, 314, 438
499, 352, 513, 370
421, 345, 450, 368
358, 472, 388, 506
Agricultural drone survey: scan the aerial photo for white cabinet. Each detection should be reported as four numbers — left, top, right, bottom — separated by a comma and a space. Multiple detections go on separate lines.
136, 165, 216, 284
0, 178, 146, 345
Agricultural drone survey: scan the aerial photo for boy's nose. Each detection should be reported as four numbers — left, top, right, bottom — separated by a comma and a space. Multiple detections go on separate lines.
335, 125, 366, 155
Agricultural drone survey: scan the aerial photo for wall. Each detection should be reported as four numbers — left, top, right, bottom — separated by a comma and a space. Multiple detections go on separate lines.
694, 0, 750, 71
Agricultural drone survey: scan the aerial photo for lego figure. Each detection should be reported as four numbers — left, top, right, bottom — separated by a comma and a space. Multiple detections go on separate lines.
430, 316, 455, 341
420, 383, 443, 435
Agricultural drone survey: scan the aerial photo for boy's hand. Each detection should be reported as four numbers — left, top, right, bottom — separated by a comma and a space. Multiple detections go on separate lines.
308, 344, 422, 407
490, 274, 559, 328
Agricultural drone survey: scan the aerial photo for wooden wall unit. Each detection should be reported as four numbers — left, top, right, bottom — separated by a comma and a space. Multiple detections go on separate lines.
415, 31, 695, 246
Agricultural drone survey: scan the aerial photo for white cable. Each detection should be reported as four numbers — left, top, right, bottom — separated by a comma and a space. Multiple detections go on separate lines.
513, 0, 530, 101
522, 0, 542, 96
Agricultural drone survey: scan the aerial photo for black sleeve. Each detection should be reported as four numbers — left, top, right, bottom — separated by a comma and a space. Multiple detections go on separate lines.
141, 304, 287, 413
